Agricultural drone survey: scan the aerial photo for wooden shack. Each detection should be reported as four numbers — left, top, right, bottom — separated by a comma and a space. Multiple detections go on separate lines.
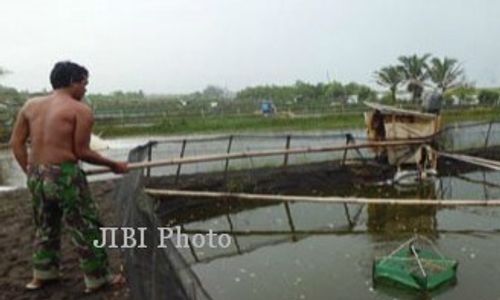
364, 101, 441, 168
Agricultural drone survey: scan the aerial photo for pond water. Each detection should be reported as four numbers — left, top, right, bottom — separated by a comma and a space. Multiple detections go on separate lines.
167, 171, 500, 300
0, 129, 364, 188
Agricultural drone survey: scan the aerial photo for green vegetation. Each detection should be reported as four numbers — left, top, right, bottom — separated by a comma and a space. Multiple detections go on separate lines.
442, 106, 500, 124
1, 59, 499, 141
95, 113, 365, 137
374, 66, 404, 104
1, 69, 27, 142
375, 54, 465, 104
398, 53, 432, 102
478, 90, 500, 105
427, 57, 464, 93
94, 106, 500, 138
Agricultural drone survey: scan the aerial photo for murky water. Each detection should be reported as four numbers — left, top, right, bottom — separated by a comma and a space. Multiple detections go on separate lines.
167, 172, 500, 299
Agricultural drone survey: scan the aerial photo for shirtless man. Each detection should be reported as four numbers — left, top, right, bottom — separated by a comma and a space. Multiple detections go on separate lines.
10, 61, 128, 293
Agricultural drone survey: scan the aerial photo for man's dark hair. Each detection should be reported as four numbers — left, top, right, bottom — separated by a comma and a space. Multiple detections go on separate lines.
49, 61, 88, 89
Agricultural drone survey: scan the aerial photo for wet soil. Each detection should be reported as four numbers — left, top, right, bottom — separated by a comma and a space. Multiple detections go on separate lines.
0, 179, 131, 300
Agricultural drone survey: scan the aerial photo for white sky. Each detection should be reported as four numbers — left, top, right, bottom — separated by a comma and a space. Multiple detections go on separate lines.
0, 0, 499, 94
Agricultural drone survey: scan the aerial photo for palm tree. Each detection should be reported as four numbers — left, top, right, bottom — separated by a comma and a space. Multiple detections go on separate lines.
427, 57, 463, 93
374, 66, 404, 104
398, 54, 431, 103
0, 67, 9, 78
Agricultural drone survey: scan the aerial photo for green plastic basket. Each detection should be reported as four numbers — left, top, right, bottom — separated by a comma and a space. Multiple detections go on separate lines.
373, 236, 458, 291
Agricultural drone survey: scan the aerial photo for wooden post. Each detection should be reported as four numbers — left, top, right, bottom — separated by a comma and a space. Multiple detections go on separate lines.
146, 143, 153, 177
181, 224, 199, 263
341, 134, 351, 166
283, 135, 292, 167
484, 121, 493, 149
343, 203, 353, 227
175, 139, 187, 185
283, 202, 297, 242
224, 135, 234, 181
349, 135, 366, 165
225, 213, 242, 254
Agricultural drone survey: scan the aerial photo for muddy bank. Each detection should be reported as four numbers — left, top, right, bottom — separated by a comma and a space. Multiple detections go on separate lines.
0, 180, 131, 300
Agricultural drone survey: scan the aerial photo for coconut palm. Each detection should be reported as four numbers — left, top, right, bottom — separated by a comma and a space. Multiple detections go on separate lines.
427, 57, 463, 93
0, 67, 9, 78
374, 66, 404, 104
398, 54, 431, 103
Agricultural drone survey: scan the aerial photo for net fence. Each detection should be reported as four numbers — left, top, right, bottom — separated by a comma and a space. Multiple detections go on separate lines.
113, 120, 500, 299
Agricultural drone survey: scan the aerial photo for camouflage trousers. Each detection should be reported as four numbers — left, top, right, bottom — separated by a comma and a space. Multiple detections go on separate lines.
27, 162, 112, 289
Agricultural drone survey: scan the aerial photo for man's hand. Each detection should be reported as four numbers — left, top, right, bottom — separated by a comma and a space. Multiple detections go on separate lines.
111, 161, 129, 174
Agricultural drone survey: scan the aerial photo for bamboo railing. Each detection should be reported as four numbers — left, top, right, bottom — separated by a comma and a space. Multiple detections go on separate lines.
145, 188, 500, 207
86, 139, 429, 175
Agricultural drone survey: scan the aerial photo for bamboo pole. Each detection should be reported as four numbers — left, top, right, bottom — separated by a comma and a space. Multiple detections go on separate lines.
144, 188, 500, 207
484, 121, 493, 149
439, 152, 500, 171
283, 135, 292, 167
175, 139, 187, 184
224, 135, 233, 180
146, 143, 152, 178
180, 228, 500, 237
86, 139, 431, 175
441, 152, 500, 167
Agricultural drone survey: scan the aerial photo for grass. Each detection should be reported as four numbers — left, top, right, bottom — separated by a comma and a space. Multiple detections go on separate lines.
95, 113, 365, 137
95, 106, 500, 138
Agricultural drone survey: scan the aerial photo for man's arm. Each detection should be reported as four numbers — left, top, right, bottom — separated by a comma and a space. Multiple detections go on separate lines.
9, 105, 30, 174
74, 106, 128, 173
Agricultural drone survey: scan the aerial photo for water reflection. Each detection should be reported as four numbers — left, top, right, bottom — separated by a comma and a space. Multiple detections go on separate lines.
153, 179, 447, 266
366, 183, 439, 238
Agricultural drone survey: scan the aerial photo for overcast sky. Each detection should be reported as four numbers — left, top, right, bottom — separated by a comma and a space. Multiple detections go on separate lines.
0, 0, 499, 94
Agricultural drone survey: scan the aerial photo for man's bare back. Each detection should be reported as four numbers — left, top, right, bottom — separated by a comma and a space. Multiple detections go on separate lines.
10, 63, 127, 174
23, 94, 88, 165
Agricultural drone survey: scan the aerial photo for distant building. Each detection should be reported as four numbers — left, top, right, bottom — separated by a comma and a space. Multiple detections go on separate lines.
347, 95, 359, 105
375, 91, 412, 102
395, 91, 413, 102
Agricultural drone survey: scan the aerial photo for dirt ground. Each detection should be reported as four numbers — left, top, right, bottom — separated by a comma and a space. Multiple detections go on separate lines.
0, 179, 131, 300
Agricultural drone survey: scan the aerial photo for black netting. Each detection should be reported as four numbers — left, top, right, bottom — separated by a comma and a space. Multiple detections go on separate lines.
114, 143, 212, 300
111, 122, 500, 299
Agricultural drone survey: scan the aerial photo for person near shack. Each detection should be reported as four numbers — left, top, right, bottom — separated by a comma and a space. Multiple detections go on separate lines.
9, 61, 128, 293
422, 91, 443, 115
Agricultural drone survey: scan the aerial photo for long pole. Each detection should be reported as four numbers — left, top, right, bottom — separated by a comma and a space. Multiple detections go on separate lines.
86, 139, 431, 175
439, 152, 500, 170
144, 188, 500, 207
